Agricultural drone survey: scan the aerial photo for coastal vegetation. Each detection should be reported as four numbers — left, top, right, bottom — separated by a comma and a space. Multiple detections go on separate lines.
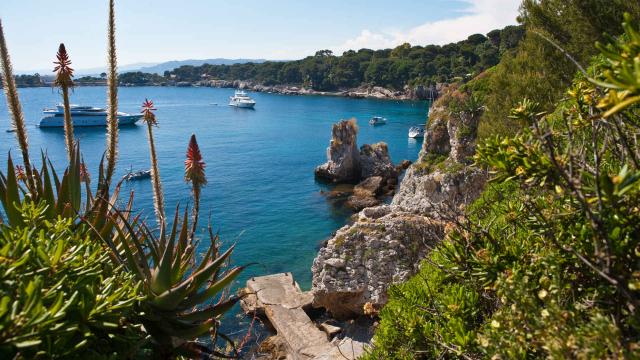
0, 1, 243, 358
1, 25, 524, 92
366, 2, 640, 359
164, 25, 524, 91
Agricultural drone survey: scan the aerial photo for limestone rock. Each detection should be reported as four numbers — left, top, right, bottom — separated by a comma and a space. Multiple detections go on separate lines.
257, 336, 290, 360
311, 82, 488, 321
423, 116, 450, 156
359, 143, 397, 180
314, 119, 361, 183
346, 176, 385, 211
392, 166, 487, 216
311, 206, 445, 319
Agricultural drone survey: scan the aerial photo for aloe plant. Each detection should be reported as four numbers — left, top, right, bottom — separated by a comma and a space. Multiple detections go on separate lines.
111, 205, 246, 358
107, 131, 245, 358
0, 1, 246, 357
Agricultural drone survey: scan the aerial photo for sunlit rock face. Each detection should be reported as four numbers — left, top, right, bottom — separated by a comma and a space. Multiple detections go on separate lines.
312, 83, 487, 319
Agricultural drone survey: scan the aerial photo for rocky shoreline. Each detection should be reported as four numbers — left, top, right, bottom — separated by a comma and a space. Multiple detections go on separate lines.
195, 79, 438, 101
242, 83, 485, 359
12, 79, 438, 101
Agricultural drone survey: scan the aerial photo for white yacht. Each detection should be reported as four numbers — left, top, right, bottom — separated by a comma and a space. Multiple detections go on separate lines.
369, 116, 387, 126
39, 104, 142, 127
229, 90, 256, 108
408, 125, 425, 138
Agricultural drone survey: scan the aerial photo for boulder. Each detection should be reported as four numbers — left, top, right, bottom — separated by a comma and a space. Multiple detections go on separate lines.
311, 206, 445, 319
353, 176, 384, 198
345, 176, 384, 211
314, 119, 361, 183
397, 159, 412, 171
359, 143, 397, 181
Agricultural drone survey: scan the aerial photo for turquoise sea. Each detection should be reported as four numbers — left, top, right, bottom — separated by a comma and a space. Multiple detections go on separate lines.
0, 86, 427, 337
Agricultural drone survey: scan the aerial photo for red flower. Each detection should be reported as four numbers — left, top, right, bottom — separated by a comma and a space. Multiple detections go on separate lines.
14, 165, 25, 181
53, 43, 74, 87
79, 162, 90, 183
185, 134, 206, 188
141, 98, 158, 125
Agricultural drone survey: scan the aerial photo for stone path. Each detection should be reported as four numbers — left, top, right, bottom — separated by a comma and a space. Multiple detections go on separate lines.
241, 273, 364, 360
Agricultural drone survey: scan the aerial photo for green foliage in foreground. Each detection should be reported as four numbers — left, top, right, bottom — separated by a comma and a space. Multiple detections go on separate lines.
0, 202, 145, 359
366, 17, 640, 360
0, 1, 245, 357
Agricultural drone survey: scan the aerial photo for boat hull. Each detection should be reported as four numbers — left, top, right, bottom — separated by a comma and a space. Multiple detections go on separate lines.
229, 102, 255, 109
39, 114, 142, 127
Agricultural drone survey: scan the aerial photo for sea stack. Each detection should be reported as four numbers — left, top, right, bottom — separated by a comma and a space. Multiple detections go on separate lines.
314, 119, 361, 183
315, 118, 407, 211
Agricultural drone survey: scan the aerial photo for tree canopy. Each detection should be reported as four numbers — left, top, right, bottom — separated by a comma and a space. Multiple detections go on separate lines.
164, 25, 524, 91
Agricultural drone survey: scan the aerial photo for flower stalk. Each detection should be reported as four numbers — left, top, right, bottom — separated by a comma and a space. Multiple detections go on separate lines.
0, 19, 35, 190
53, 43, 75, 161
141, 99, 165, 225
105, 0, 118, 186
185, 134, 206, 238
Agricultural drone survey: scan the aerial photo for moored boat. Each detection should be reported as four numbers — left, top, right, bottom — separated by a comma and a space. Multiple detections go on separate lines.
229, 90, 256, 108
122, 169, 151, 181
408, 125, 425, 138
39, 104, 142, 127
369, 116, 387, 126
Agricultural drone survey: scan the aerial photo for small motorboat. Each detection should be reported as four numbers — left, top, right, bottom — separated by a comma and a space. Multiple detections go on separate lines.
122, 169, 151, 181
408, 125, 425, 138
369, 116, 387, 126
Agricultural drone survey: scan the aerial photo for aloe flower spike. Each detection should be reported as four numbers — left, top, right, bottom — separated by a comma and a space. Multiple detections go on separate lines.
53, 43, 75, 161
141, 98, 165, 225
185, 134, 206, 238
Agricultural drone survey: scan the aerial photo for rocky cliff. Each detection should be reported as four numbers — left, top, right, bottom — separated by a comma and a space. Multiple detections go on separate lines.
311, 84, 487, 319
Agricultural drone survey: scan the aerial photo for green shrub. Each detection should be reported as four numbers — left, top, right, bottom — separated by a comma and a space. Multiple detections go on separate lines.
0, 1, 244, 358
0, 202, 145, 359
366, 16, 640, 359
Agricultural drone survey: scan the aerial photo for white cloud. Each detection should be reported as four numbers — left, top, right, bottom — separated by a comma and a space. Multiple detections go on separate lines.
334, 0, 521, 53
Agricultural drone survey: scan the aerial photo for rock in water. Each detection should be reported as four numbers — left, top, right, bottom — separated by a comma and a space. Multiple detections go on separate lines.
359, 142, 397, 180
314, 119, 361, 183
346, 176, 384, 211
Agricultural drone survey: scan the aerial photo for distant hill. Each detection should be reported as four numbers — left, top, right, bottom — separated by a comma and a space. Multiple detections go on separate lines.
136, 58, 269, 74
16, 59, 270, 76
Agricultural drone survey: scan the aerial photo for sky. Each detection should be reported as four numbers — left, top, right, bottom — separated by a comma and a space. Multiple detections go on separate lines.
0, 0, 521, 72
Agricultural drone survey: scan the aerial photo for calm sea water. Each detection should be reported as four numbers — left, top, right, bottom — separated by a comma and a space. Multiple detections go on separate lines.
0, 86, 427, 337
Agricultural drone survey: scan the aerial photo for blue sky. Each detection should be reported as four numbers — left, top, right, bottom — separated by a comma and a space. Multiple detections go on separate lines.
0, 0, 520, 72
